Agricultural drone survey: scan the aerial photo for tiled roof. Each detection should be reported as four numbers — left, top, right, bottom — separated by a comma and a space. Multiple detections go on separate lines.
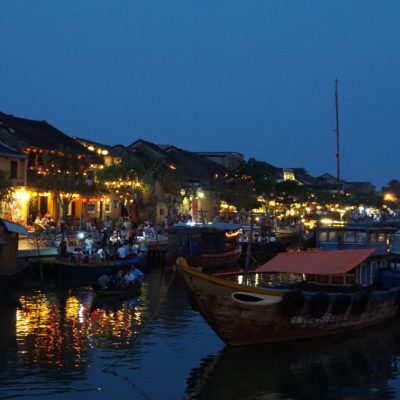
0, 138, 26, 158
0, 112, 90, 154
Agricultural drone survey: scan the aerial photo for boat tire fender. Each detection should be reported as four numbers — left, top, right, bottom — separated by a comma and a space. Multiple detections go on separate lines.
331, 294, 351, 315
279, 289, 304, 317
308, 292, 330, 319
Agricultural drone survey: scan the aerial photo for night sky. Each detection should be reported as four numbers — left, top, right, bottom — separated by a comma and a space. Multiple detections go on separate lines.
2, 1, 400, 189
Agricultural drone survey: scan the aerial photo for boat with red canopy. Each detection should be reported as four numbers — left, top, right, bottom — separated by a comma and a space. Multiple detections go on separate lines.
176, 248, 400, 346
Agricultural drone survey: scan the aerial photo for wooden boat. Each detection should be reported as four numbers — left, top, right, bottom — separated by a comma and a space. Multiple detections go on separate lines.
167, 222, 242, 270
40, 252, 146, 281
176, 248, 400, 346
273, 224, 304, 249
274, 224, 303, 236
93, 281, 142, 299
239, 232, 286, 265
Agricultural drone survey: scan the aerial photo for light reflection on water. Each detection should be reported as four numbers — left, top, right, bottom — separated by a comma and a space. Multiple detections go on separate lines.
1, 269, 400, 399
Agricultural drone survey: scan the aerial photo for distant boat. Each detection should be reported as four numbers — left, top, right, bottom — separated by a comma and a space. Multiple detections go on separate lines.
316, 222, 398, 256
239, 231, 286, 265
389, 230, 400, 255
166, 222, 242, 270
274, 224, 303, 236
177, 248, 400, 346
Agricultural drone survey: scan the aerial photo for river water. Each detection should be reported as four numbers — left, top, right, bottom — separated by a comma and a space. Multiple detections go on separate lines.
1, 267, 400, 400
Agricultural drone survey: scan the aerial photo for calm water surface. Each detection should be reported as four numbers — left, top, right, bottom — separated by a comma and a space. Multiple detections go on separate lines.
1, 268, 400, 400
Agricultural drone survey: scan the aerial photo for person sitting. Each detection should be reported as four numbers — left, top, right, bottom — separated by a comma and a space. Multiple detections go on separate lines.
97, 274, 110, 289
112, 270, 125, 287
117, 243, 128, 259
128, 242, 138, 256
124, 266, 144, 287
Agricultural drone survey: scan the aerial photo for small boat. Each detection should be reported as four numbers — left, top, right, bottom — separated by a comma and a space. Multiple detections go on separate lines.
93, 281, 143, 299
166, 222, 242, 270
176, 248, 400, 346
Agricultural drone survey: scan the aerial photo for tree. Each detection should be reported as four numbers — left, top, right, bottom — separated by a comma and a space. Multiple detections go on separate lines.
212, 171, 258, 212
240, 158, 276, 198
142, 160, 193, 219
275, 180, 309, 208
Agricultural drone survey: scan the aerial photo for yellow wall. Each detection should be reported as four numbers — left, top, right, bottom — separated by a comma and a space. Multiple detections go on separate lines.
0, 156, 26, 187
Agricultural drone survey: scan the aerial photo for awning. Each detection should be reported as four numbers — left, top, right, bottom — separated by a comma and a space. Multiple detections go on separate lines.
256, 248, 375, 275
0, 219, 29, 235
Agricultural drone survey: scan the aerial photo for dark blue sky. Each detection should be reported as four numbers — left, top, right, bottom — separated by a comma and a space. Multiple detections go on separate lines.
2, 1, 400, 189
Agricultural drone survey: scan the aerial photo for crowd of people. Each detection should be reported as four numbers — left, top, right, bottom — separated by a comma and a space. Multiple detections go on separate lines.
57, 215, 152, 264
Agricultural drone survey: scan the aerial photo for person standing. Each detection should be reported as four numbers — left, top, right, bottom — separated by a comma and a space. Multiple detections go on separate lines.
84, 234, 93, 256
86, 213, 92, 231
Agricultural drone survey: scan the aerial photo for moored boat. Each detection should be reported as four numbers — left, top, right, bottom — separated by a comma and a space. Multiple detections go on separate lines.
239, 231, 286, 266
176, 248, 400, 346
316, 222, 398, 255
94, 283, 142, 298
39, 252, 146, 282
167, 222, 242, 270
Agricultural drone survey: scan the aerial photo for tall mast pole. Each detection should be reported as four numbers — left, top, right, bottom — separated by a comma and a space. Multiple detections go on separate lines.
335, 79, 341, 194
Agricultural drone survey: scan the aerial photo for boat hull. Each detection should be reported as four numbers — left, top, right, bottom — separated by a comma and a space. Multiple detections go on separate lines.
167, 245, 242, 271
39, 253, 146, 281
177, 258, 400, 346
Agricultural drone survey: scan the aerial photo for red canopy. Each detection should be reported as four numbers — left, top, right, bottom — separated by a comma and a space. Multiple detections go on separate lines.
256, 248, 375, 275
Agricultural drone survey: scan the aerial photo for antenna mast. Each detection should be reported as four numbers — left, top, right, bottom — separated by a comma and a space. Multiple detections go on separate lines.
335, 79, 341, 194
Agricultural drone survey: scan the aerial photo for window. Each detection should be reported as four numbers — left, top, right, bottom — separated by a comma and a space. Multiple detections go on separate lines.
10, 161, 17, 179
317, 275, 329, 284
159, 208, 165, 216
344, 231, 356, 243
331, 276, 344, 285
319, 231, 338, 242
355, 231, 367, 243
327, 231, 338, 242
